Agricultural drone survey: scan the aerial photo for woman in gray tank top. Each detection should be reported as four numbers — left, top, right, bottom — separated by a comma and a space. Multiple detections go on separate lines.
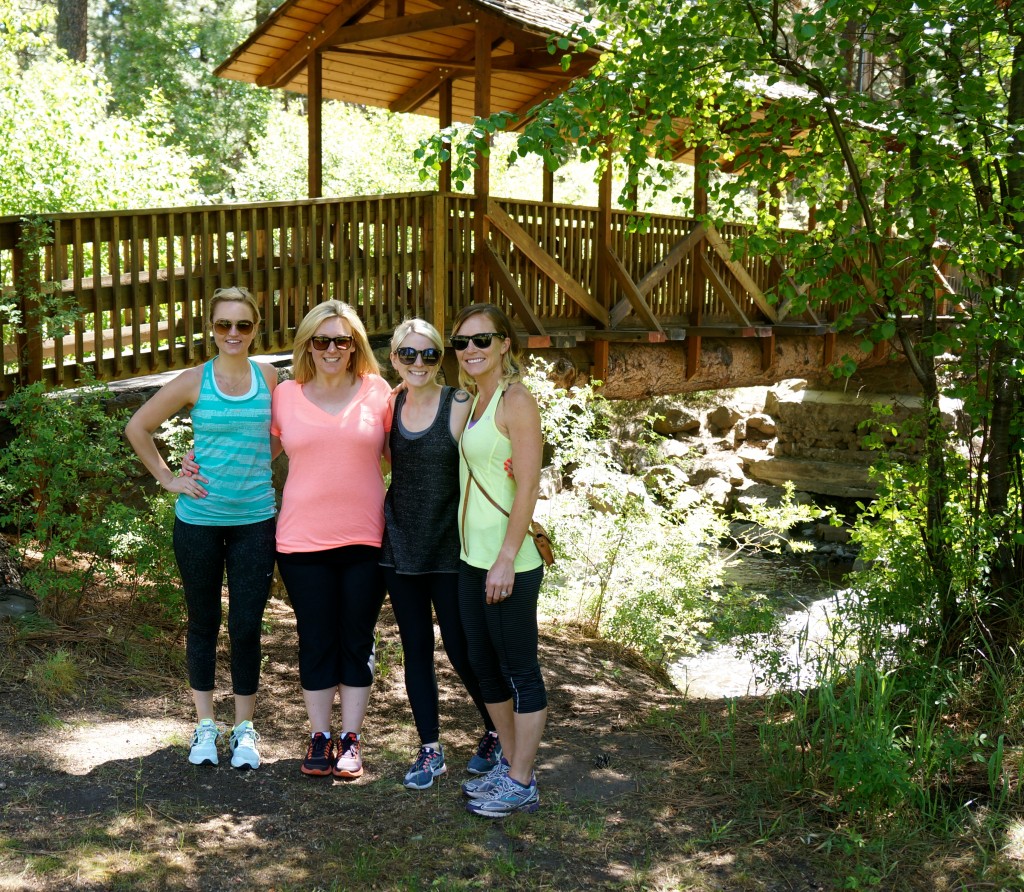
380, 318, 499, 790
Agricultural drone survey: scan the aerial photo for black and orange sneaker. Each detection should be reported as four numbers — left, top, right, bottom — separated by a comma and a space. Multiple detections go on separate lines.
301, 732, 335, 777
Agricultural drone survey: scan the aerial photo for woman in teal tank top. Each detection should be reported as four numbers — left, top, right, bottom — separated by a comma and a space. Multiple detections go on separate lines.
451, 303, 548, 818
125, 286, 277, 772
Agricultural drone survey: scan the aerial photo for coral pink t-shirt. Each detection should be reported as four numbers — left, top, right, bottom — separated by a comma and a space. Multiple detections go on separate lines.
271, 375, 391, 554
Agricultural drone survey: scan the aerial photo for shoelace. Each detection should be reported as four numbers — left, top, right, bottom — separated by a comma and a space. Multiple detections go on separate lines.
196, 723, 220, 744
307, 734, 329, 760
413, 748, 440, 771
475, 732, 499, 760
235, 727, 259, 748
339, 734, 359, 757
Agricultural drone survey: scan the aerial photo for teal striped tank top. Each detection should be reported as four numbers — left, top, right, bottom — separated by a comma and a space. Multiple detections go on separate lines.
174, 359, 276, 526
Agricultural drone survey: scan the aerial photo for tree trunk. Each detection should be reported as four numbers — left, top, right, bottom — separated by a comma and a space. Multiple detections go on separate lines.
56, 0, 88, 62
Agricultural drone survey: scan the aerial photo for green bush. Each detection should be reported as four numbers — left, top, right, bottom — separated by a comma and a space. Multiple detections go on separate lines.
0, 378, 179, 622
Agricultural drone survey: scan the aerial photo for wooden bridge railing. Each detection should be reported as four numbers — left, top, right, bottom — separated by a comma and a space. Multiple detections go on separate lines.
0, 191, 959, 397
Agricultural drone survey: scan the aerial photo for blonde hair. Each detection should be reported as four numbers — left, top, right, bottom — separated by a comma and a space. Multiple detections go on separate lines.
390, 317, 444, 354
292, 300, 380, 384
450, 303, 520, 393
209, 286, 261, 353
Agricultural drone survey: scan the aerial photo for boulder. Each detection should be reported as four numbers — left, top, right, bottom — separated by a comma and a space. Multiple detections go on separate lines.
652, 406, 702, 436
707, 404, 741, 434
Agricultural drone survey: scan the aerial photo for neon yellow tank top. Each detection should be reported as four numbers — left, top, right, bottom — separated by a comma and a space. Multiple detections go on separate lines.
458, 386, 542, 572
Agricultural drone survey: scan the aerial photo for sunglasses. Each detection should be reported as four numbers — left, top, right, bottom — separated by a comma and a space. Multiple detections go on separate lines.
213, 319, 255, 335
310, 335, 355, 351
395, 346, 442, 366
449, 332, 505, 351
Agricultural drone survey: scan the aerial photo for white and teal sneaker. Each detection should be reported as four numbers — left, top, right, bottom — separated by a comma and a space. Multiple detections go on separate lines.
229, 720, 261, 770
403, 745, 447, 790
465, 773, 540, 818
188, 719, 222, 766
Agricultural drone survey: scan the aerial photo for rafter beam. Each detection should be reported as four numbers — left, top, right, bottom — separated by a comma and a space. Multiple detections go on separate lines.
256, 0, 380, 88
322, 8, 472, 48
328, 46, 578, 76
391, 32, 479, 114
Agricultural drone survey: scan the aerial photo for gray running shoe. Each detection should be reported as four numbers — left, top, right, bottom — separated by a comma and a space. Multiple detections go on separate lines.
466, 773, 540, 817
461, 757, 510, 799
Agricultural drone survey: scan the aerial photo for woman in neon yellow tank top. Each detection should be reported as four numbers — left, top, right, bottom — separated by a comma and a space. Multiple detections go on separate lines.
451, 303, 547, 818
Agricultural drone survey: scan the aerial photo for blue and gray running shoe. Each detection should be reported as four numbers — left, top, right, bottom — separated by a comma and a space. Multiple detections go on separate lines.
465, 773, 540, 818
404, 746, 447, 789
467, 731, 502, 775
461, 757, 510, 799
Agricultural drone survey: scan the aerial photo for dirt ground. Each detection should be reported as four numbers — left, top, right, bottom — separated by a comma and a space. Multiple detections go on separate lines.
7, 578, 1014, 892
0, 588, 866, 892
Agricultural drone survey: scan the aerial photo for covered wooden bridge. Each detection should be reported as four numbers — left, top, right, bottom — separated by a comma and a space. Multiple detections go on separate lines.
0, 0, 954, 399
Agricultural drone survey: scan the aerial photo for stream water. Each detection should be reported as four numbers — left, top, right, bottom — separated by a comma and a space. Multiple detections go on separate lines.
669, 551, 853, 698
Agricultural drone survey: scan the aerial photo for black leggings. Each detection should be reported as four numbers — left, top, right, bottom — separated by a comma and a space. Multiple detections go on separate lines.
173, 517, 276, 696
277, 545, 386, 691
385, 568, 494, 745
458, 562, 547, 714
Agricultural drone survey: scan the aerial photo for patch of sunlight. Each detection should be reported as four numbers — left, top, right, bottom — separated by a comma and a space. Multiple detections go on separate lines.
58, 719, 185, 774
1004, 820, 1024, 860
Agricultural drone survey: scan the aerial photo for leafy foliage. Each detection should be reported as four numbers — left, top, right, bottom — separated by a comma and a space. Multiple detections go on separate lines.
0, 378, 179, 622
90, 0, 271, 198
0, 0, 198, 214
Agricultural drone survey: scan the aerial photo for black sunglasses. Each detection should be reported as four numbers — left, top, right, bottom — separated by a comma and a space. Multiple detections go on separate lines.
395, 346, 442, 366
449, 332, 505, 351
310, 335, 354, 351
213, 319, 255, 334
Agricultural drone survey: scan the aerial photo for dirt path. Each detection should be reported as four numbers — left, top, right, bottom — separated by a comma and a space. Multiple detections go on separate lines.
0, 597, 835, 891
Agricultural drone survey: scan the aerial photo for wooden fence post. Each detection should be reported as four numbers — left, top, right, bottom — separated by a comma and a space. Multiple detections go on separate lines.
13, 218, 45, 387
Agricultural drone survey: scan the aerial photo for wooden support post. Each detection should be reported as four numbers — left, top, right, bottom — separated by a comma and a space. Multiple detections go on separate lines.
424, 192, 448, 336
690, 144, 708, 340
308, 49, 323, 199
597, 140, 613, 325
760, 332, 776, 371
438, 80, 453, 194
823, 331, 836, 368
472, 24, 493, 302
13, 219, 44, 386
592, 338, 609, 385
685, 334, 701, 380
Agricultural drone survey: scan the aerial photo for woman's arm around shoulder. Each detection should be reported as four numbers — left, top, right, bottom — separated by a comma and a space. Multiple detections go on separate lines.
501, 382, 542, 495
256, 360, 277, 395
449, 388, 473, 440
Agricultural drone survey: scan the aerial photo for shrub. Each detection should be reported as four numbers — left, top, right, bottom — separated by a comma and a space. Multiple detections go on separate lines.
0, 378, 179, 622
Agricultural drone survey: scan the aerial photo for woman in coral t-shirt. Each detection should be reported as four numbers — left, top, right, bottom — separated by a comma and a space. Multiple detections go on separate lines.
271, 300, 391, 780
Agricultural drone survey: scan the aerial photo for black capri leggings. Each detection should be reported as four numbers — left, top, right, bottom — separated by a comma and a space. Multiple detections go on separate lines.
458, 562, 547, 714
173, 517, 276, 696
277, 545, 386, 691
385, 568, 494, 745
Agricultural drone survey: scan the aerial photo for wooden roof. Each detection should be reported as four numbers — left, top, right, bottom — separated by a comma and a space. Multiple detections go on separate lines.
215, 0, 599, 124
